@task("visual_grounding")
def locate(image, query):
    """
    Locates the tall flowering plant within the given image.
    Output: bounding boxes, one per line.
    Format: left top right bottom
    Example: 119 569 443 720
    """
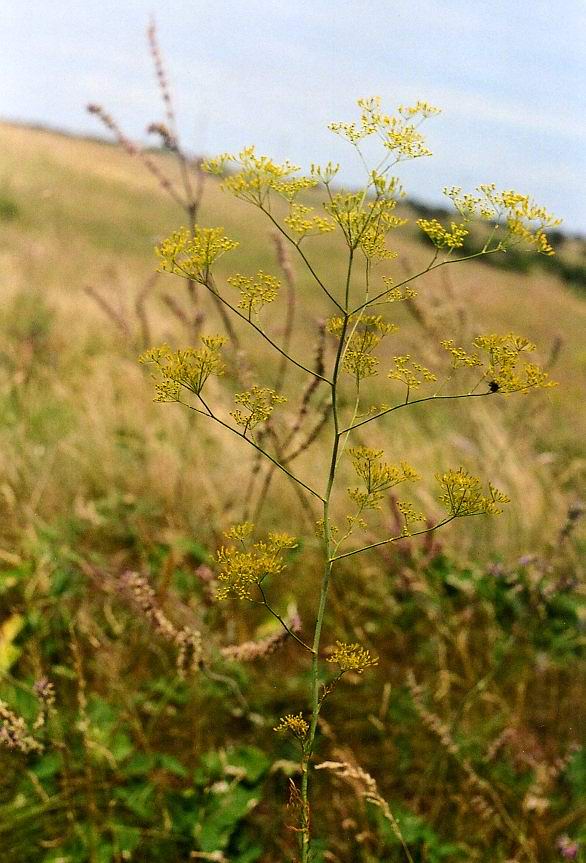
140 97 558 860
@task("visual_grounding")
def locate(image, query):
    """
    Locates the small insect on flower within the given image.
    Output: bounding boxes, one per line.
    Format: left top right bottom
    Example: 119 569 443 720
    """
489 380 500 393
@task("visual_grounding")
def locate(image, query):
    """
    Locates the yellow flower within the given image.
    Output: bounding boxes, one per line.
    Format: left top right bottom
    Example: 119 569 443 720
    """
227 270 280 319
444 184 561 255
156 225 238 283
327 641 378 674
274 713 309 738
328 315 398 380
230 386 287 434
436 468 510 517
203 146 316 205
216 525 297 600
388 355 437 389
139 337 226 400
348 447 419 510
417 218 469 250
329 96 439 160
284 203 335 238
440 334 556 392
324 192 406 258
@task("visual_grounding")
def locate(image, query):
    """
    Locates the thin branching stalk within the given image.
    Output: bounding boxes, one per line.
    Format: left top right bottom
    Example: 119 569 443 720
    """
139 95 560 861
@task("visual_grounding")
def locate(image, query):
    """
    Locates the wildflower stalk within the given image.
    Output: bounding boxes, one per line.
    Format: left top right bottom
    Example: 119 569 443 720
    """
140 96 559 861
300 265 352 862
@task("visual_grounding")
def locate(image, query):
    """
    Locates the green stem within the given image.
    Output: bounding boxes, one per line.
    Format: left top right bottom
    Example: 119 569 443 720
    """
342 390 493 433
300 258 353 862
179 270 331 384
257 583 315 654
350 247 503 316
332 516 456 561
263 211 345 313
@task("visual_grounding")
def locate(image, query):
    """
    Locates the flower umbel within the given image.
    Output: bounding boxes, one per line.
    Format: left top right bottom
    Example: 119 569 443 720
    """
156 225 238 283
327 641 379 674
440 333 556 393
216 525 297 600
388 355 437 391
348 447 420 510
230 386 287 434
329 96 440 160
417 218 469 250
436 468 510 517
140 337 226 400
203 146 317 205
227 270 280 319
328 315 398 380
274 712 309 739
284 203 335 239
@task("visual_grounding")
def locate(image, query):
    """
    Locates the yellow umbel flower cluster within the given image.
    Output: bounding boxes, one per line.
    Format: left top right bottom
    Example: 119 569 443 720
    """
203 146 317 206
436 468 510 517
396 500 425 534
348 447 420 510
474 333 555 393
327 641 379 674
273 713 309 739
388 355 437 390
379 276 417 304
329 96 440 160
417 218 469 250
156 225 238 283
139 337 226 401
230 385 287 434
328 315 398 380
324 191 405 260
227 270 281 319
216 524 297 600
284 203 335 238
441 334 556 392
310 161 340 185
444 184 561 255
440 339 483 368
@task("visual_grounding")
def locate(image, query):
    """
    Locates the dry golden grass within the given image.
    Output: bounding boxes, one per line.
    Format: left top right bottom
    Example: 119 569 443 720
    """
0 121 584 562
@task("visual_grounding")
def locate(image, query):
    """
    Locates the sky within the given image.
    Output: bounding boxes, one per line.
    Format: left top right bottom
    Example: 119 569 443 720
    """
1 0 585 231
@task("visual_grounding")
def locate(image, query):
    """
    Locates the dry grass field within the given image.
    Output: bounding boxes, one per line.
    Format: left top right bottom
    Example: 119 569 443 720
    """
0 121 584 862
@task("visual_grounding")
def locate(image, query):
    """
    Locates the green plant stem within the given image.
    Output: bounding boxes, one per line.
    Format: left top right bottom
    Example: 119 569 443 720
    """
342 389 494 433
300 257 353 862
332 516 456 561
263 211 345 313
189 270 331 384
350 247 503 315
256 583 315 654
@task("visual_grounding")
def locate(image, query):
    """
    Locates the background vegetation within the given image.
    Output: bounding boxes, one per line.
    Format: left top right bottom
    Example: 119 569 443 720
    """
0 119 584 861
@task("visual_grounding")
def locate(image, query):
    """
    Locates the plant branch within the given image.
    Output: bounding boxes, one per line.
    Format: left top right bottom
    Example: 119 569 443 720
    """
178 398 325 503
331 516 456 561
342 390 494 433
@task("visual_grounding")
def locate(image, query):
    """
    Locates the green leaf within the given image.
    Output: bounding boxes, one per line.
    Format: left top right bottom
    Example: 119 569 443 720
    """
226 746 270 785
115 783 155 820
197 785 260 852
158 753 189 778
110 822 141 855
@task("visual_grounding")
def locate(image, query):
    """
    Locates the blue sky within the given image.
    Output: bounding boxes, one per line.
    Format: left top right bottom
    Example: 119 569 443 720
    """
1 0 585 231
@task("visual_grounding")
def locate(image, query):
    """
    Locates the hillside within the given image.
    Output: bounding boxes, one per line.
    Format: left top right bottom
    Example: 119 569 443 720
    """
0 121 584 863
0 121 584 556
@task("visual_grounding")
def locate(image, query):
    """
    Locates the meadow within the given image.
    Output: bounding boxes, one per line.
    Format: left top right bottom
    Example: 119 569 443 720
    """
0 117 584 862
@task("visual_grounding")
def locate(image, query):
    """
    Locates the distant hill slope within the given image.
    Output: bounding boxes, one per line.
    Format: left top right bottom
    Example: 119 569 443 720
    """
0 120 584 556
